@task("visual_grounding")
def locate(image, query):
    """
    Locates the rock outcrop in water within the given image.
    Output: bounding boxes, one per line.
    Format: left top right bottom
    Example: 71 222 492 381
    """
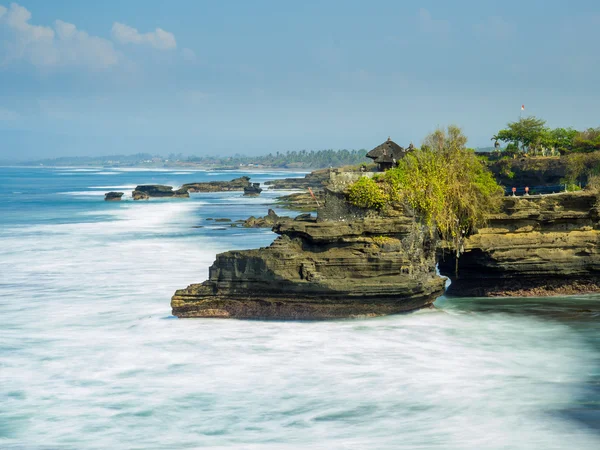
104 191 124 201
243 183 262 196
439 191 600 296
132 185 189 200
182 177 252 193
274 191 324 212
241 209 313 228
264 169 330 190
172 208 445 319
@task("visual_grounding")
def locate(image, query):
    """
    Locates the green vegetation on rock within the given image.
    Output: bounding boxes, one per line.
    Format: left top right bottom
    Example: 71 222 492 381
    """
347 176 388 210
387 126 503 245
348 126 504 273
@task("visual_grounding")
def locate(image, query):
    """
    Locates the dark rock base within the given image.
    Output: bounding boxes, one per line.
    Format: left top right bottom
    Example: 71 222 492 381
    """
446 276 600 297
171 293 442 320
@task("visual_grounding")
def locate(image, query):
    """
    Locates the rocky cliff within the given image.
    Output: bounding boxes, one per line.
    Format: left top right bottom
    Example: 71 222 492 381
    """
172 212 445 319
487 157 567 187
439 191 600 296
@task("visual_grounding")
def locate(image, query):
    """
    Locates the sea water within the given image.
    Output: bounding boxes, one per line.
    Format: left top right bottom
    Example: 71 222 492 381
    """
0 166 599 449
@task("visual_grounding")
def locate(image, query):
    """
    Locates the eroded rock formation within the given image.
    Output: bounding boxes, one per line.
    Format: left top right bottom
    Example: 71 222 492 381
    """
182 177 252 193
132 185 189 200
172 213 445 319
439 191 600 296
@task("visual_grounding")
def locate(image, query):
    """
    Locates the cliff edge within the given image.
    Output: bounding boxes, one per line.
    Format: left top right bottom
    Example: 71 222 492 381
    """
172 207 445 319
439 191 600 296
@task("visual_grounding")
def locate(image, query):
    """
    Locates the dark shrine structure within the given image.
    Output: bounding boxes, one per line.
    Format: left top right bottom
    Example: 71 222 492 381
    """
366 137 413 171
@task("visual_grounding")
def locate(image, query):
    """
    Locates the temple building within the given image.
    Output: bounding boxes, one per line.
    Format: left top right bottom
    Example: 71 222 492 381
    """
366 137 413 171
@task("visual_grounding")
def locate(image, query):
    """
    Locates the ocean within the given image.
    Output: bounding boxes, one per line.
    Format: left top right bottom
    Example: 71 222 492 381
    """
1 166 599 449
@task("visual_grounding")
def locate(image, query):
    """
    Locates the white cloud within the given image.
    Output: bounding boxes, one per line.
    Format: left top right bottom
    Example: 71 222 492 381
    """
0 3 119 70
111 22 176 50
474 17 516 40
418 8 450 34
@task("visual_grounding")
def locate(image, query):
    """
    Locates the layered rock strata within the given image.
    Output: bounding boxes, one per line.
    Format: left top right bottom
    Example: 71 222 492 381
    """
182 177 252 193
439 191 600 296
172 214 445 319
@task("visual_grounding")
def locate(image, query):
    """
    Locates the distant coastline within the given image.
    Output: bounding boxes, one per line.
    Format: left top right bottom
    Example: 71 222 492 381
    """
4 149 372 171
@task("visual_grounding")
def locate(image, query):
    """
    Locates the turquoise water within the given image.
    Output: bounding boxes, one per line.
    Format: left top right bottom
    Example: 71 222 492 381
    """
1 167 599 449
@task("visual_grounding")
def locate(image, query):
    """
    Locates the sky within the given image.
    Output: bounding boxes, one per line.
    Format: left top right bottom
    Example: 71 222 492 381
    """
0 0 599 160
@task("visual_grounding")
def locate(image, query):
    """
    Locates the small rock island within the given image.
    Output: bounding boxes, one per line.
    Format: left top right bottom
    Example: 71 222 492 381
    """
132 185 189 200
104 191 124 201
172 201 445 319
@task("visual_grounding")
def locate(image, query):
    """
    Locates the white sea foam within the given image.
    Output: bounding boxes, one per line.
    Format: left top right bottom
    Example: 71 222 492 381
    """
95 171 121 175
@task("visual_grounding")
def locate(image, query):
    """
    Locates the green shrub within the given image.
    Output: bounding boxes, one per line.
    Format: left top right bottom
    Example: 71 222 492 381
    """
347 176 388 210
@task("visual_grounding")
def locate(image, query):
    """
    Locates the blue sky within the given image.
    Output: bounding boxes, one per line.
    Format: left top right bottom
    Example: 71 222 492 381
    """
0 0 599 159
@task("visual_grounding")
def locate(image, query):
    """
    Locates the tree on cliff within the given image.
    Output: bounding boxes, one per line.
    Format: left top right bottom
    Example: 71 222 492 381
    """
356 126 504 275
493 116 548 152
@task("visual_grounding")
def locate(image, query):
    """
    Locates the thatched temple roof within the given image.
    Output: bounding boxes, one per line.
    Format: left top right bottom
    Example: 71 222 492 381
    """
366 138 408 164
